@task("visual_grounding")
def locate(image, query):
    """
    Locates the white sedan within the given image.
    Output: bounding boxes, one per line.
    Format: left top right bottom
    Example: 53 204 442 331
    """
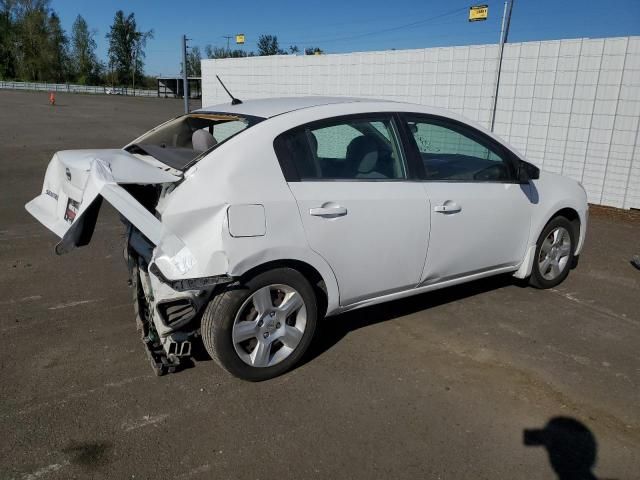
26 96 588 381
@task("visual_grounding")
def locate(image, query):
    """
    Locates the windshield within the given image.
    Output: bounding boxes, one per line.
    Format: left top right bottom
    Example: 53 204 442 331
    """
126 112 264 171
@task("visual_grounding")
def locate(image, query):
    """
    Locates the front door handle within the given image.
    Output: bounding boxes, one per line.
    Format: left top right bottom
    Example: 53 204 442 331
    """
434 202 461 214
309 205 348 218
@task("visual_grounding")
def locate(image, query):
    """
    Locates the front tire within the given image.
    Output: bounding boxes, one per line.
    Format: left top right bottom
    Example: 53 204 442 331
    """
530 216 576 289
201 268 317 381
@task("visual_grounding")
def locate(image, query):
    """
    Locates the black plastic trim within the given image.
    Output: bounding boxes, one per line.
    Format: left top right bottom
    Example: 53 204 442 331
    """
149 263 234 292
393 112 425 181
156 297 197 327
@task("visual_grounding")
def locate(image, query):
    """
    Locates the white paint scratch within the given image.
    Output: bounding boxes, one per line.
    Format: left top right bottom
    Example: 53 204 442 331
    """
0 295 42 306
549 289 635 324
21 295 42 302
21 461 69 479
177 464 212 478
11 375 150 418
104 375 148 388
48 299 97 310
122 413 169 432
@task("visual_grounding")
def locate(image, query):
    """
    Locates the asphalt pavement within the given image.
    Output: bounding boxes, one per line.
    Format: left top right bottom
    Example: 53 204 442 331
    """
1 90 639 479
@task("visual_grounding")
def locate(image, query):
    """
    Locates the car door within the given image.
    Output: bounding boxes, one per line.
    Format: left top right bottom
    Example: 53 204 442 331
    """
399 114 533 285
274 114 430 306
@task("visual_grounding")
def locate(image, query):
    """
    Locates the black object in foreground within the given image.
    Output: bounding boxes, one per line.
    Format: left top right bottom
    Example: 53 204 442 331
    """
631 255 640 270
524 417 599 480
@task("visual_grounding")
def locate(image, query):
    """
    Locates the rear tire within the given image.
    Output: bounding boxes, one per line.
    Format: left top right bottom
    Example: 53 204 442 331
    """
201 268 317 381
530 216 576 289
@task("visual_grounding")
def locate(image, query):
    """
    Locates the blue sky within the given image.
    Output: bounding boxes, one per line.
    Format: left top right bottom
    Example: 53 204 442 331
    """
51 0 640 77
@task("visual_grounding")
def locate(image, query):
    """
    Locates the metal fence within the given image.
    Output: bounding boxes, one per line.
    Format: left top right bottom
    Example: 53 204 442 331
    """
202 36 640 210
0 80 157 97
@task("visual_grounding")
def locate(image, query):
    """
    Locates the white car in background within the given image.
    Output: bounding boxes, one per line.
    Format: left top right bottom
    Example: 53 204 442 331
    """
26 96 588 381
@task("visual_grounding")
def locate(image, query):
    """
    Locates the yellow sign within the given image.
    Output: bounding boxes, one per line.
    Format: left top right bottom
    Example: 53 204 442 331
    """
236 34 245 45
469 5 488 22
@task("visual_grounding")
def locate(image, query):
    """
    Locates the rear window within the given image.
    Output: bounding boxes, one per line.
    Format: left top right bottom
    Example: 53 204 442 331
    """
126 112 264 171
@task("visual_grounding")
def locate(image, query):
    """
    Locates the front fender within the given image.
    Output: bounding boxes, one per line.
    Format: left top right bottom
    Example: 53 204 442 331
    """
513 173 588 279
530 174 588 254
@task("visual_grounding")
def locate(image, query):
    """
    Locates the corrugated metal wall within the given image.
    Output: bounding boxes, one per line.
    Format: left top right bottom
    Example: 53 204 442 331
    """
202 36 640 209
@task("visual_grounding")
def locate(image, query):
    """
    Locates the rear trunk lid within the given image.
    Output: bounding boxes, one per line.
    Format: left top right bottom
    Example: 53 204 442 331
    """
25 149 181 253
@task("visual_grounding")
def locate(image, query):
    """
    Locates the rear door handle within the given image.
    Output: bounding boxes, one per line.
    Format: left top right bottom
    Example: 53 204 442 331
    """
309 206 348 218
434 203 461 214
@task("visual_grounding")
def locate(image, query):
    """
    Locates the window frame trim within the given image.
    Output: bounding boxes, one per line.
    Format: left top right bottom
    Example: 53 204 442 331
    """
273 112 416 183
397 112 526 184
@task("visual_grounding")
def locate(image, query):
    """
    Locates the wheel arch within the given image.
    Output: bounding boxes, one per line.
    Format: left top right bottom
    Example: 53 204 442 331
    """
228 250 340 318
548 207 581 243
514 202 586 280
237 259 329 318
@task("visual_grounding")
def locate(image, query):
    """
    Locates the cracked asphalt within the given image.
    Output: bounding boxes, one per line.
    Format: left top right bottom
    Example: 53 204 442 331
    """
1 90 639 479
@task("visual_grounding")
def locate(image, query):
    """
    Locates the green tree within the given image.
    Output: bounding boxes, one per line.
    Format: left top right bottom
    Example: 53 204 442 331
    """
304 46 324 55
256 34 284 56
0 0 77 82
204 44 249 59
15 0 50 80
70 14 100 84
186 45 201 76
7 0 70 82
139 74 156 89
204 44 224 59
45 11 69 82
106 10 153 87
0 0 17 79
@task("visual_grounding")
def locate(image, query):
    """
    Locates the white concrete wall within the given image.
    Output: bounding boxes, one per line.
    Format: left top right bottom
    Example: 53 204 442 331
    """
202 36 640 209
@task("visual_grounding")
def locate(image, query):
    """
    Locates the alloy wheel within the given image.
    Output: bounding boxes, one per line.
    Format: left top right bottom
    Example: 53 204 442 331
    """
538 226 572 281
232 284 307 367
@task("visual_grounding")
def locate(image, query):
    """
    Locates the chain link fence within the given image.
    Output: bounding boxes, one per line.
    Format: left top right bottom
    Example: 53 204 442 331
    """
0 80 157 97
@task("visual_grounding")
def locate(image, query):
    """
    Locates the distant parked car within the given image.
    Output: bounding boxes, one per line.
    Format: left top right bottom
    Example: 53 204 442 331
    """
105 87 122 95
26 96 588 381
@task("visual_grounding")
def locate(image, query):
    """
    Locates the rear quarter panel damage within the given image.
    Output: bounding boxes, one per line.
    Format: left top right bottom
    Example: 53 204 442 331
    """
157 123 341 314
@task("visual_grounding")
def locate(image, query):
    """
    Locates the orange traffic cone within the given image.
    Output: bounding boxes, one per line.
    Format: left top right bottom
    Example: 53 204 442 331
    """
49 92 55 106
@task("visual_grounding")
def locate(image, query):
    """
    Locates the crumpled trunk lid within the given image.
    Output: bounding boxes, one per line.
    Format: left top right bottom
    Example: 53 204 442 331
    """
25 149 181 254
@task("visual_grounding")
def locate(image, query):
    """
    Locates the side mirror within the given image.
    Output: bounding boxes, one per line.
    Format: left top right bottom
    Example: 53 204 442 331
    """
519 161 540 182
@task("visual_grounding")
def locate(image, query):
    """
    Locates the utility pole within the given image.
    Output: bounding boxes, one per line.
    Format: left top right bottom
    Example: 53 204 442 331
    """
182 34 189 114
223 35 233 54
490 0 514 132
132 46 138 96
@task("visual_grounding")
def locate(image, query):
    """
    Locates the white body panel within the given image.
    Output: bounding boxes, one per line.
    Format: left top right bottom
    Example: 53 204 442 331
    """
289 182 429 305
421 182 532 284
512 171 589 279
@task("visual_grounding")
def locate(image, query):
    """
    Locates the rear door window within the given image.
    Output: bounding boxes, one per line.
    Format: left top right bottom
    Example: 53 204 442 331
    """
274 115 407 181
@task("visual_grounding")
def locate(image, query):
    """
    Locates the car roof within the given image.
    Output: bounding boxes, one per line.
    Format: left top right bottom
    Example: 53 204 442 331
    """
197 96 393 118
198 96 527 162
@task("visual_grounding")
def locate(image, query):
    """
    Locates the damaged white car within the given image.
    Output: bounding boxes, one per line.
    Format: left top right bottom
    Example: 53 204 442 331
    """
26 96 588 381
